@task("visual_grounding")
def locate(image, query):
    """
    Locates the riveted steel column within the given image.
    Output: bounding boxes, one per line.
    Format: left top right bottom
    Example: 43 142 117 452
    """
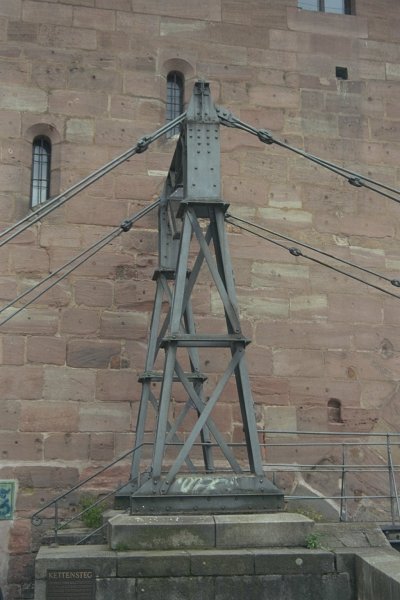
123 81 282 510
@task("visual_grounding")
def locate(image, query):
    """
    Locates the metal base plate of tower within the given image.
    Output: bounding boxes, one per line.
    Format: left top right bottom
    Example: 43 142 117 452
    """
116 81 283 513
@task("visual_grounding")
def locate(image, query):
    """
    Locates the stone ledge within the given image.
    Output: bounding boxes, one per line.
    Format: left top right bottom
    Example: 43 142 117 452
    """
314 523 391 549
355 548 400 600
35 545 339 579
215 513 314 549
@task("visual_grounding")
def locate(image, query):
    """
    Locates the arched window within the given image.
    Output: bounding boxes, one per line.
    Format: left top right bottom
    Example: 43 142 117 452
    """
30 135 51 208
328 399 342 424
166 71 184 137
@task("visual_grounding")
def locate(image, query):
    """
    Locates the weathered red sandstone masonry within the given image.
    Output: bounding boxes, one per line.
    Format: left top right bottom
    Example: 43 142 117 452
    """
1 1 400 597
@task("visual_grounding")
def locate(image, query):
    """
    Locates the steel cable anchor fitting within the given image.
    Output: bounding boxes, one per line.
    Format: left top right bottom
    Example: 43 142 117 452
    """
215 106 237 128
257 129 274 145
136 136 151 153
120 219 133 232
348 177 363 188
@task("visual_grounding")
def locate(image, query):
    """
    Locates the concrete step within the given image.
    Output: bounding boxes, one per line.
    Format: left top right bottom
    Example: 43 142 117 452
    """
42 527 106 546
40 510 124 547
109 512 314 551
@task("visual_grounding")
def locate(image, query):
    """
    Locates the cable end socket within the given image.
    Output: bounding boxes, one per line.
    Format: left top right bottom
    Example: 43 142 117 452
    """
289 247 302 257
348 177 363 188
136 136 151 154
258 129 274 145
120 219 133 232
391 279 400 288
216 106 236 128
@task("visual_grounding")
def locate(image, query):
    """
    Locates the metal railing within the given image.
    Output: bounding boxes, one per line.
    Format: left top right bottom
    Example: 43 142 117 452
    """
260 430 400 525
31 443 145 545
31 430 400 546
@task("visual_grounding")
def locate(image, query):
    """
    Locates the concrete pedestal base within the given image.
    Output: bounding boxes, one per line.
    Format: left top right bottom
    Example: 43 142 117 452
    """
34 518 400 600
35 544 351 600
35 513 338 600
109 512 314 551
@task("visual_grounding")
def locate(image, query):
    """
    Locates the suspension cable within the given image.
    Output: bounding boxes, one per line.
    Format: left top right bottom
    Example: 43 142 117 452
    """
217 108 400 204
0 113 185 247
225 216 400 302
226 213 400 289
0 199 160 327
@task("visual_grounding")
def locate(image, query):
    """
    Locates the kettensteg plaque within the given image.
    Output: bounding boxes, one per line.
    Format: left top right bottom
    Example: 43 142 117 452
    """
46 570 95 600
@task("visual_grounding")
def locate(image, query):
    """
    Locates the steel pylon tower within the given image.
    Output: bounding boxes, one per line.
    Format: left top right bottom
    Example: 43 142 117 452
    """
118 81 282 512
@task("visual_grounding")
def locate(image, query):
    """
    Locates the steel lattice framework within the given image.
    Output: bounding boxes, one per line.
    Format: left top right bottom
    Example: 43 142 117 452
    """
117 81 283 512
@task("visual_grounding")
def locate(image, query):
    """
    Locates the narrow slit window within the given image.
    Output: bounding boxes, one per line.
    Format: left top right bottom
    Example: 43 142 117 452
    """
298 0 319 10
30 136 51 208
166 71 184 137
298 0 353 14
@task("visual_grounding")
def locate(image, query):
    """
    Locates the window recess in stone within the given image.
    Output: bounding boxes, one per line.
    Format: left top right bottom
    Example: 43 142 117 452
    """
30 135 51 208
336 66 348 80
328 399 343 424
298 0 353 14
166 71 184 138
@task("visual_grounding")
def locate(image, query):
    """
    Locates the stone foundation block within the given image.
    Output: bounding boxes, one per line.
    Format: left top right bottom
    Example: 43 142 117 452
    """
215 513 314 548
96 577 137 600
215 575 282 600
117 550 190 577
136 576 214 600
190 549 254 576
109 514 215 551
254 548 335 575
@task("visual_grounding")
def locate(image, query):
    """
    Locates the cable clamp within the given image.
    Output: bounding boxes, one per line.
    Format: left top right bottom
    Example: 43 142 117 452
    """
136 136 151 153
216 106 237 128
120 219 133 232
391 279 400 288
258 129 274 145
348 177 363 188
289 247 302 257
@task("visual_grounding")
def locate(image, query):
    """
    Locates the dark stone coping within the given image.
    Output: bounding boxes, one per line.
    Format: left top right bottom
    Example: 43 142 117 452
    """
36 545 339 580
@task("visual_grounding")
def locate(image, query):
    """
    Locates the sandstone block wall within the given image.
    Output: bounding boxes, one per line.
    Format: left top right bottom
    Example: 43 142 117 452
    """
0 0 400 597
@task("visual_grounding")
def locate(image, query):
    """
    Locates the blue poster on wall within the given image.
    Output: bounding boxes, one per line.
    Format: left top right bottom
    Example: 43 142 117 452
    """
0 481 15 520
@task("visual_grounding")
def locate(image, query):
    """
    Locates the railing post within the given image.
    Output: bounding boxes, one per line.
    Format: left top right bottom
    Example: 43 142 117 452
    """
339 443 347 522
54 500 59 546
394 437 400 523
387 433 400 524
387 433 395 525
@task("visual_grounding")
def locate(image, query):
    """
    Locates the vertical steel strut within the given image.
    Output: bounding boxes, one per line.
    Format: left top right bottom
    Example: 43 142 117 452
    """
118 82 283 512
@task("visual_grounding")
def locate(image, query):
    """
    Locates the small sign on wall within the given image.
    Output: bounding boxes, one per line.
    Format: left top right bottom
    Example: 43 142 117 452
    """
46 570 95 600
0 481 15 520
